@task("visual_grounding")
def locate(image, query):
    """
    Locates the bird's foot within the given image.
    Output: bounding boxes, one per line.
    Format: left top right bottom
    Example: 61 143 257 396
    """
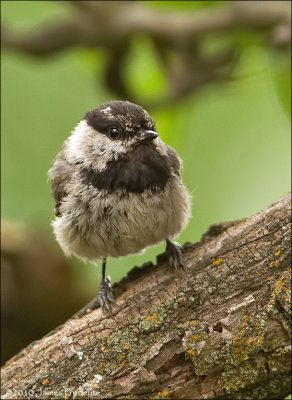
165 239 184 269
99 276 114 315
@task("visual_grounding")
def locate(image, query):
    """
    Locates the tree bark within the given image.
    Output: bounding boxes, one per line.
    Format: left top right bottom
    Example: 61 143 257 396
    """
1 193 291 400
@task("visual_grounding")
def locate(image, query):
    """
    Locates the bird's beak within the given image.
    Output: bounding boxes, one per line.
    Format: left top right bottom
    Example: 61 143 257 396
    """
137 130 159 142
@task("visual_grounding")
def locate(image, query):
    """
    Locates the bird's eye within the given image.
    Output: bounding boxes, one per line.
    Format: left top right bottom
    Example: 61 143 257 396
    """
109 127 120 140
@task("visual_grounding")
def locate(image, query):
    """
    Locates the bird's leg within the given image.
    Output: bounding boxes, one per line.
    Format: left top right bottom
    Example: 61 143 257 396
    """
98 257 114 314
165 239 184 269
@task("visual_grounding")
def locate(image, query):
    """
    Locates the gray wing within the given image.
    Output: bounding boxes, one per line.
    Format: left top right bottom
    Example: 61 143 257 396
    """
166 145 182 177
48 149 73 217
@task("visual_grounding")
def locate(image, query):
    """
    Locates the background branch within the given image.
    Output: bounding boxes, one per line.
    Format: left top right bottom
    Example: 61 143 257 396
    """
1 193 291 399
1 1 290 109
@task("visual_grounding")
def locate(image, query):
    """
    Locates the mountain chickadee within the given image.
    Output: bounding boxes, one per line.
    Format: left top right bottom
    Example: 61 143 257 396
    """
48 101 191 312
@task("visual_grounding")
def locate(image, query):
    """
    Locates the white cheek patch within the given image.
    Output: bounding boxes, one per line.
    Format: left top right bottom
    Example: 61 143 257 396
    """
90 135 126 172
66 120 128 172
66 120 91 163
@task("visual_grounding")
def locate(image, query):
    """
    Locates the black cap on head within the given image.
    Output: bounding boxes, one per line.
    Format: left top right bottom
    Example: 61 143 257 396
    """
84 101 155 138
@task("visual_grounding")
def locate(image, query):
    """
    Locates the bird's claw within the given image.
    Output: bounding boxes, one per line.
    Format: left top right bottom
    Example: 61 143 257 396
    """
165 240 184 269
99 276 114 315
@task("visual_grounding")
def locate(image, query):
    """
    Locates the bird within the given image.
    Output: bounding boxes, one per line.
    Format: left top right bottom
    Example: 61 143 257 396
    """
48 100 191 313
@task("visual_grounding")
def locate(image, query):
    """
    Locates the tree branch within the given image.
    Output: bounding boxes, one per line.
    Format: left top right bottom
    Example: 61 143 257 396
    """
1 1 290 109
1 193 291 399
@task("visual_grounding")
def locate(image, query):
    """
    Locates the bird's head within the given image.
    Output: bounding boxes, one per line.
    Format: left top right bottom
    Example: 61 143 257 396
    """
66 101 159 171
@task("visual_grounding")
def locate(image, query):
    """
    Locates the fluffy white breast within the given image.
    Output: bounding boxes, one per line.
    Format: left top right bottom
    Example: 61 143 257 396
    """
52 178 191 261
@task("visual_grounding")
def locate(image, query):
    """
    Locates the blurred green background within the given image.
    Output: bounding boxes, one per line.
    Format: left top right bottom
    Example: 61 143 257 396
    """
1 0 291 292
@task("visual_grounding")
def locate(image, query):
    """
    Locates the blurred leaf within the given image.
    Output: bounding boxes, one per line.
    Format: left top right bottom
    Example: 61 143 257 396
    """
125 36 168 101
